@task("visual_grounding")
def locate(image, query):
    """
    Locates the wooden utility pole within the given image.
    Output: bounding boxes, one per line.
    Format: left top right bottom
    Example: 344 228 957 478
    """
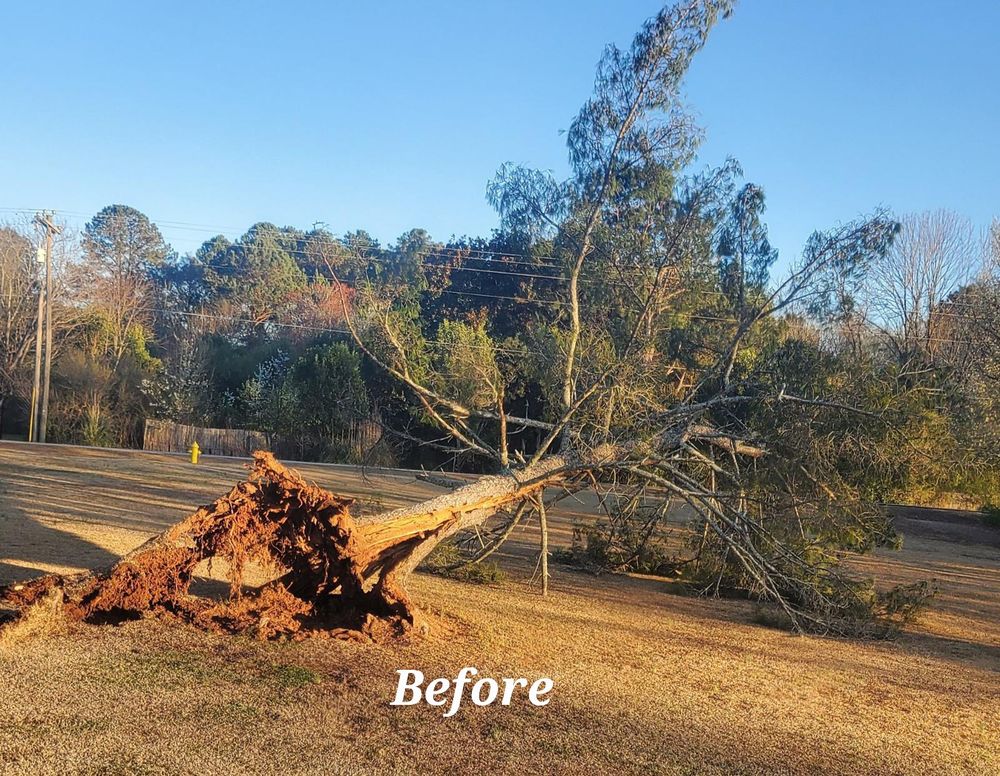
27 234 46 442
32 211 61 443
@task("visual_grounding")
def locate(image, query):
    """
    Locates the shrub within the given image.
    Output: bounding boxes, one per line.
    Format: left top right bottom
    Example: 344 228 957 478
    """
685 528 938 637
423 543 507 585
553 520 676 576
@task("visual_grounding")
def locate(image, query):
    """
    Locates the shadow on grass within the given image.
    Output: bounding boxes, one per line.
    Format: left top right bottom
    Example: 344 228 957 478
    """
0 498 119 585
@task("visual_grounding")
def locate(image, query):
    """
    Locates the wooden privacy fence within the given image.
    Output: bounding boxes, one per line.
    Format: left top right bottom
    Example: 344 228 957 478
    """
143 419 268 458
143 417 384 461
329 417 383 461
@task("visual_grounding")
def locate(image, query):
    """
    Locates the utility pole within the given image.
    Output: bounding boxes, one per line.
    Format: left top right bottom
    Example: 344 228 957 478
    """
28 230 46 442
32 211 61 443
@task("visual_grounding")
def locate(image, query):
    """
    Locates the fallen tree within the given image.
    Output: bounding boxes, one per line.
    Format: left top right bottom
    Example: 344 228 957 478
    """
316 0 931 636
0 451 580 641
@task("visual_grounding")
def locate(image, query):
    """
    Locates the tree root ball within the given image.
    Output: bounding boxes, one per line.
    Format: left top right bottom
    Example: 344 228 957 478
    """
0 452 430 643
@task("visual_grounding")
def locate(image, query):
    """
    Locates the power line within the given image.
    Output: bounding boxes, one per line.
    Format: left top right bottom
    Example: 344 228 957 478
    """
144 307 536 356
0 205 741 287
162 300 1000 348
0 207 573 266
163 240 738 300
2 207 721 296
5 206 996 329
150 238 735 300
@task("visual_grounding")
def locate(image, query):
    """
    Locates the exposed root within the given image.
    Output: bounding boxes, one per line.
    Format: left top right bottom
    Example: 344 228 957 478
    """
0 452 436 642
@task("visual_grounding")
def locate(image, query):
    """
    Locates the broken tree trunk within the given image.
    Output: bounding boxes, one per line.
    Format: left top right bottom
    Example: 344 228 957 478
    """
0 451 573 642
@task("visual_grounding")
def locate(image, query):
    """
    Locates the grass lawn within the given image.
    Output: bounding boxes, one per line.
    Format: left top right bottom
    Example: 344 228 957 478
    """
0 443 997 775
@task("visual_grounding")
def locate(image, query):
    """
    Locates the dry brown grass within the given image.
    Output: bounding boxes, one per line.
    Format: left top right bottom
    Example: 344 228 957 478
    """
0 442 997 775
0 588 67 648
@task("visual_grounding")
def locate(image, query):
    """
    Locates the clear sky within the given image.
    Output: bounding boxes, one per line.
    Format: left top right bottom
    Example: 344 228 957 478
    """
2 1 997 264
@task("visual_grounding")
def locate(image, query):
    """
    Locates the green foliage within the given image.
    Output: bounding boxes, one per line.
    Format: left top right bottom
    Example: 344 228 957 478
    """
195 223 308 328
50 337 152 448
287 342 370 461
241 351 299 440
82 204 171 273
269 663 321 689
553 516 676 577
716 182 776 310
431 320 503 411
423 543 508 585
201 336 285 415
178 339 374 463
41 205 172 447
142 338 208 424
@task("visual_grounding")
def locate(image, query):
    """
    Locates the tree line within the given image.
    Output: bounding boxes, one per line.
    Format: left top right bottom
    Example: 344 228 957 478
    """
1 202 996 505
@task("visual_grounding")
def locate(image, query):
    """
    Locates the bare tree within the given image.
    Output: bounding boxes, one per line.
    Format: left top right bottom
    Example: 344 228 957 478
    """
0 222 38 430
989 218 1000 275
0 219 77 434
862 210 979 359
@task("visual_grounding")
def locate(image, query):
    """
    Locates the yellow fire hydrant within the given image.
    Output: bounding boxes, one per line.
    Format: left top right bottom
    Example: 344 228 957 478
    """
189 441 201 464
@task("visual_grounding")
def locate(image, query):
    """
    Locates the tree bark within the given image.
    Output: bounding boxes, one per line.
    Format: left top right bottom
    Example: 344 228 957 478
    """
360 452 574 578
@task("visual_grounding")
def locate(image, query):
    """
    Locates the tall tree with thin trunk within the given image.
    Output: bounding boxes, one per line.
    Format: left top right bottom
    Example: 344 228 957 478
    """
80 205 171 362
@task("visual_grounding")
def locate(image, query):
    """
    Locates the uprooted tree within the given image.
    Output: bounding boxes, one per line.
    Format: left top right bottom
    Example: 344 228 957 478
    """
1 0 935 641
2 451 572 640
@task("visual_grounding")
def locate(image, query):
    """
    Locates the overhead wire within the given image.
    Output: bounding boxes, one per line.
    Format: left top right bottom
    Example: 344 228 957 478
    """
5 206 998 346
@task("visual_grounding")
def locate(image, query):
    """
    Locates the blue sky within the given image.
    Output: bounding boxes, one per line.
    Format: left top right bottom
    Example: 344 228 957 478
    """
1 1 997 264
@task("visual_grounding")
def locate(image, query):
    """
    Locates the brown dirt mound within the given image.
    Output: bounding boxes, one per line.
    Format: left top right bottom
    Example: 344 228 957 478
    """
0 452 421 642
